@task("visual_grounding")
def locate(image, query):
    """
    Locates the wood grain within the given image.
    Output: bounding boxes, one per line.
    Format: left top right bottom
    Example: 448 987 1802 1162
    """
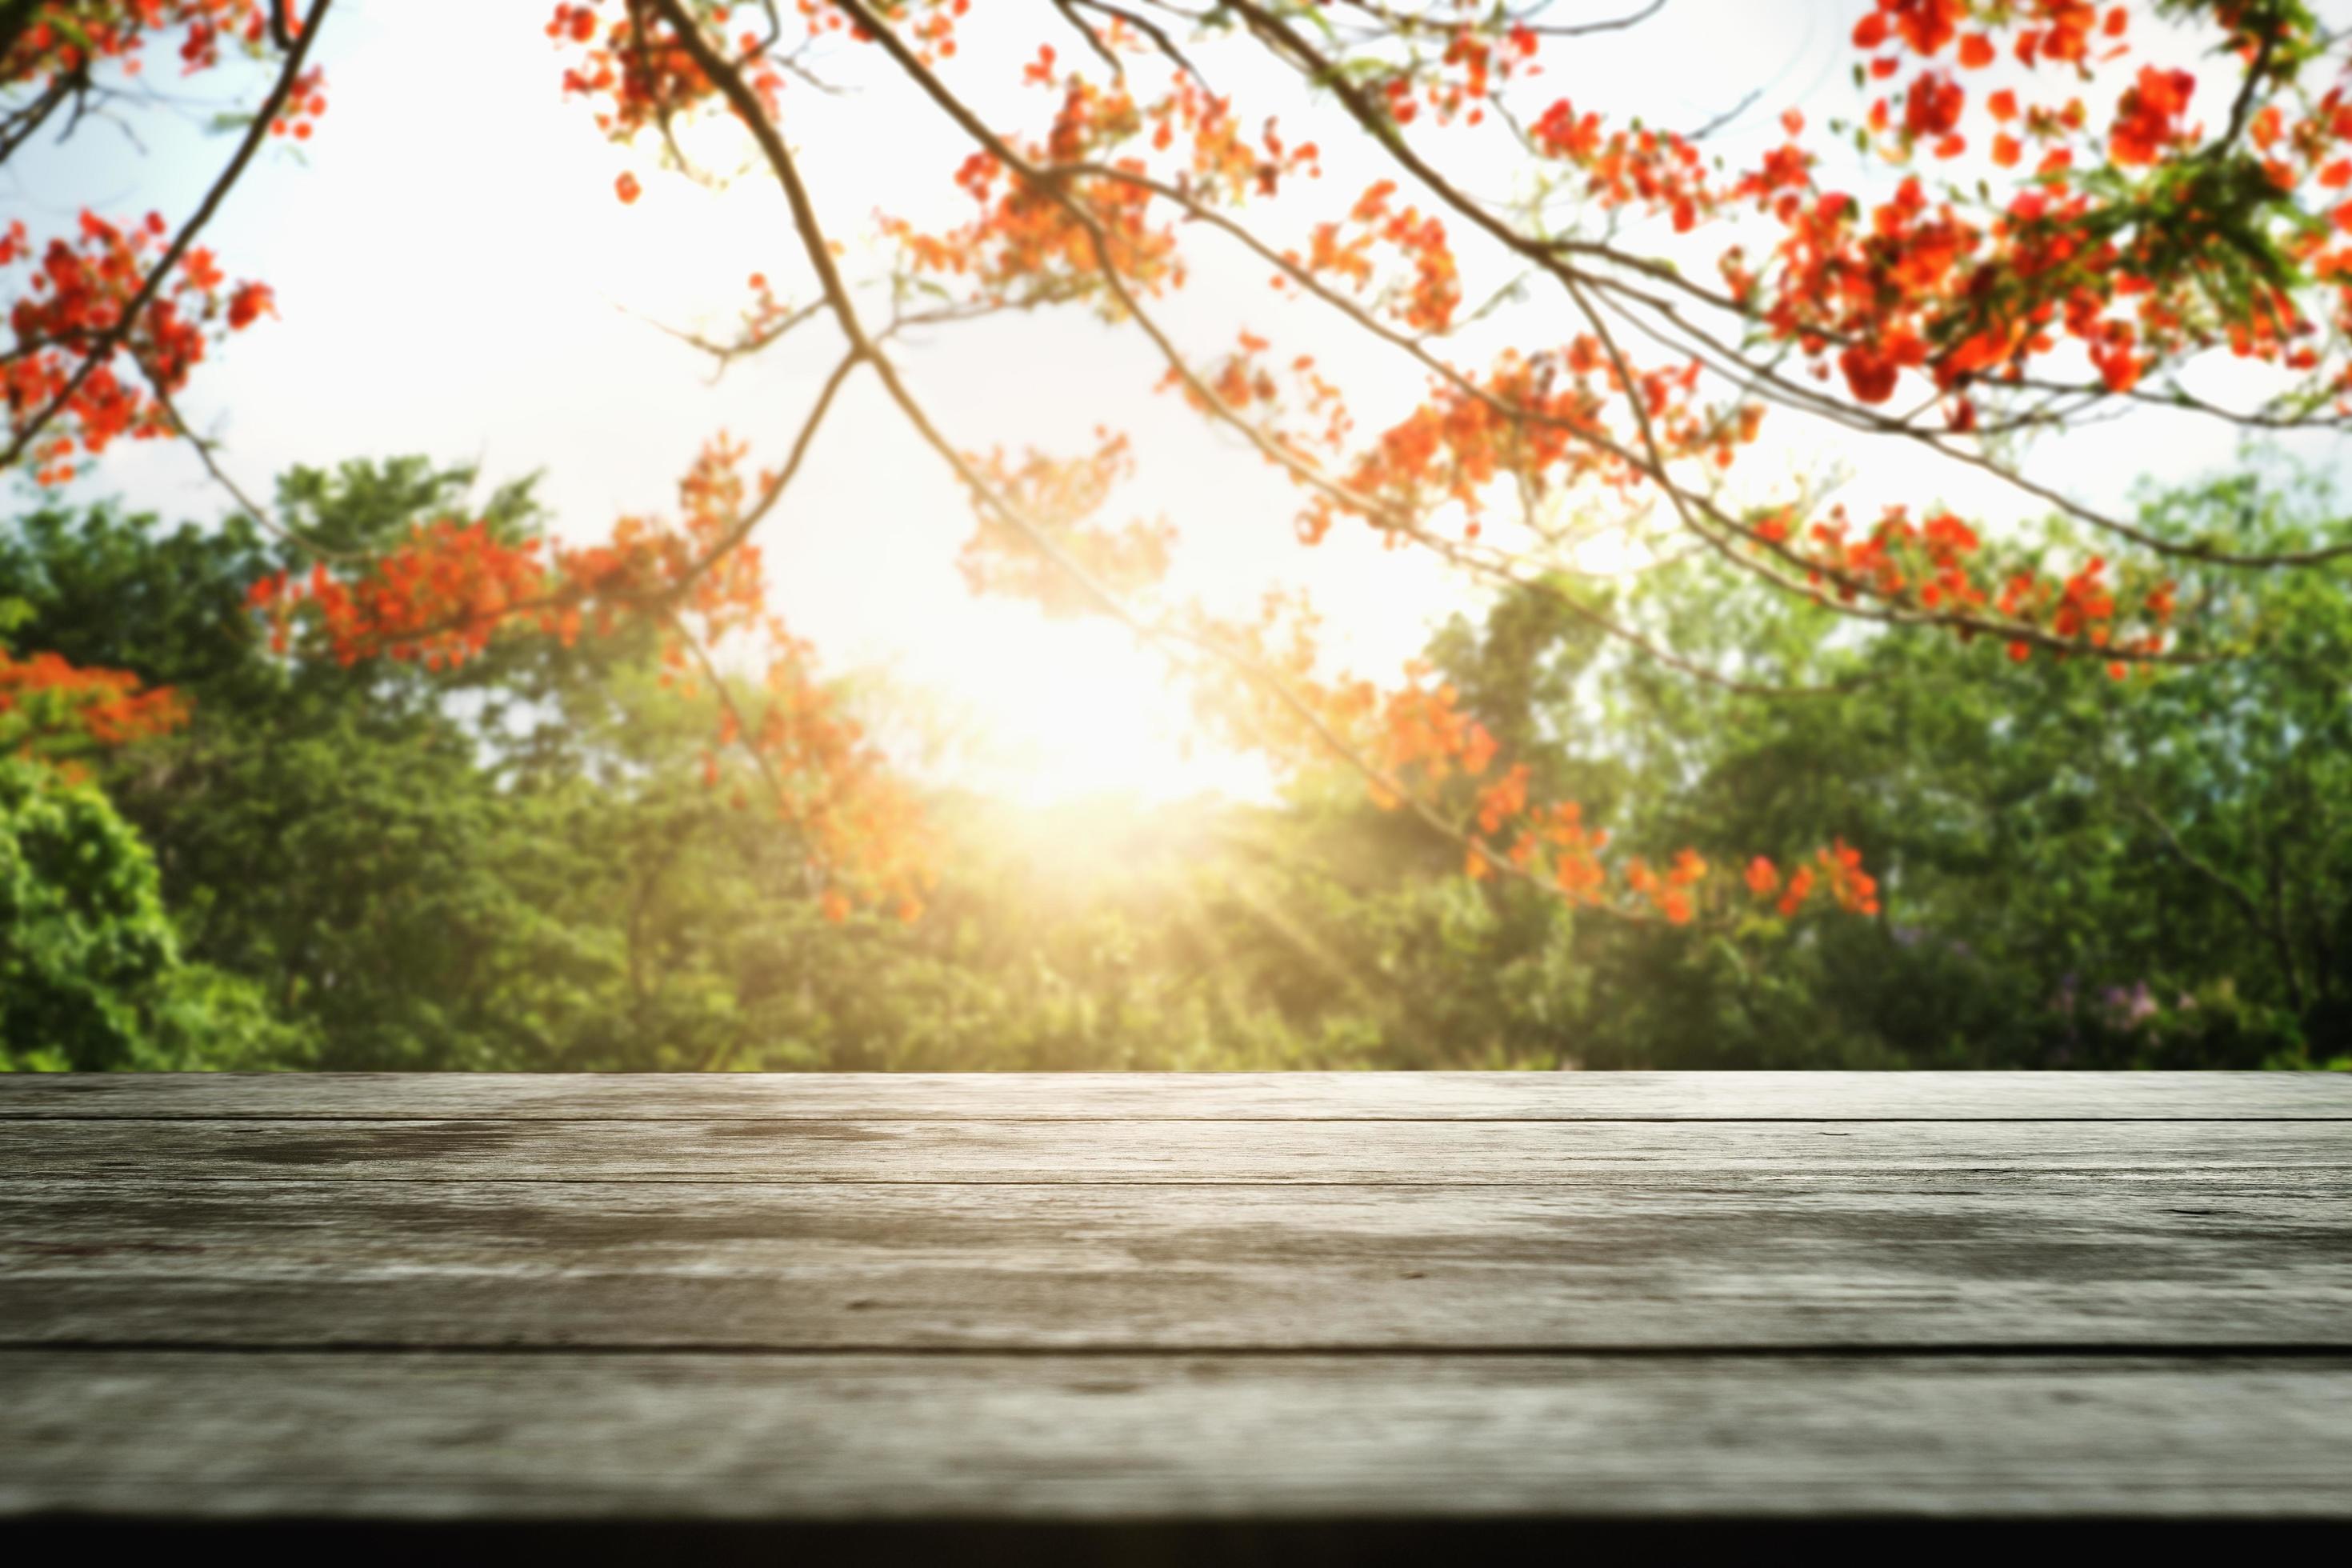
5 1115 2346 1184
4 1351 2348 1521
6 1070 2349 1122
6 1072 2347 1529
4 1178 2347 1350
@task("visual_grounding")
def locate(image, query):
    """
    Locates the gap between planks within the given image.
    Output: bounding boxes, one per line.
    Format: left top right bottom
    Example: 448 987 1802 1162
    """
10 1339 2352 1359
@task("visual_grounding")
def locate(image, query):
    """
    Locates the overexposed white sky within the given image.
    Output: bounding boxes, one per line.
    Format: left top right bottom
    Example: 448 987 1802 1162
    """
7 1 2340 801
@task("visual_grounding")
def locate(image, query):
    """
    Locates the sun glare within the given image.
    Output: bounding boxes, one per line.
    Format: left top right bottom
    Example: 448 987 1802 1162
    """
873 606 1276 807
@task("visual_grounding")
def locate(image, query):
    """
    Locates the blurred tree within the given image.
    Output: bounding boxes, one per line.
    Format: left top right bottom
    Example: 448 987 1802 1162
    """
9 456 2344 1072
16 2 2352 938
1398 457 2352 1068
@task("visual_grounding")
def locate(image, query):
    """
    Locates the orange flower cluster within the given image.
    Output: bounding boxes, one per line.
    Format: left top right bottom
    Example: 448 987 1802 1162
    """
1142 67 1320 205
1186 594 1875 927
883 138 1186 313
0 646 189 756
248 438 935 918
2108 65 2199 166
263 63 329 142
954 432 1177 618
1290 180 1461 333
879 20 1331 310
549 1 975 177
2 211 274 485
0 1 278 88
1368 13 1542 130
246 526 550 670
1727 0 2352 413
1854 0 2121 74
1534 101 1719 235
1742 842 1882 920
548 1 754 145
1289 342 1746 548
2 7 312 474
1162 316 1759 556
244 435 782 669
1754 502 2174 671
715 624 938 926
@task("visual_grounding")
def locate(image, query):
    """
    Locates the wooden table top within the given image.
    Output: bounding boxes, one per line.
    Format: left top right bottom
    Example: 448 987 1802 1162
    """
4 1072 2350 1549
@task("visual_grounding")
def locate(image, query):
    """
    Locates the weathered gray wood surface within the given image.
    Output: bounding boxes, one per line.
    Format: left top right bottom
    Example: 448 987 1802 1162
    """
8 1069 2349 1120
7 1115 2346 1182
2 1072 2349 1527
7 1354 2350 1520
6 1180 2348 1349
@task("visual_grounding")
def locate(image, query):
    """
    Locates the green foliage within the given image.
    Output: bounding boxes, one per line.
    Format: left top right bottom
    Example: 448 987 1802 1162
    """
4 452 2345 1072
1514 458 2352 1069
0 756 299 1070
0 757 178 1068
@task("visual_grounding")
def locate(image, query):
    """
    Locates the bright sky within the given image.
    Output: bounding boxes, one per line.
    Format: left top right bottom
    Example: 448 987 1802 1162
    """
7 1 2341 803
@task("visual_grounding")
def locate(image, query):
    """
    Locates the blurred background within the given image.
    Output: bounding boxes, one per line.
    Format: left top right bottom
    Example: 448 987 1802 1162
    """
7 450 2347 1072
6 2 2349 1072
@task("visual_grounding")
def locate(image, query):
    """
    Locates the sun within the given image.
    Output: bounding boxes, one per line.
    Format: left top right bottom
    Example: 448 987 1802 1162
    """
876 602 1276 808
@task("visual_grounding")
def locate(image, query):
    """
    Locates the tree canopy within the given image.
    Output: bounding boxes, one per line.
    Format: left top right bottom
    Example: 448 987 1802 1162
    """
4 2 2351 1069
3 455 2345 1071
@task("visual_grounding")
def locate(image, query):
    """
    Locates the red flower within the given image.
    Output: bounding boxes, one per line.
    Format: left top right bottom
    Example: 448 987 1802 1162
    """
226 281 274 330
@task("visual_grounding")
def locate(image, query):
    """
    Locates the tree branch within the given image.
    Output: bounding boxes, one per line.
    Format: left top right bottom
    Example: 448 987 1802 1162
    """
0 0 332 471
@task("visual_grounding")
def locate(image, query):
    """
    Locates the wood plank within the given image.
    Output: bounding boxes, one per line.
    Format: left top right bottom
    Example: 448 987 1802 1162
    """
5 1179 2349 1350
5 1071 2348 1122
2 1115 2344 1184
3 1351 2347 1520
